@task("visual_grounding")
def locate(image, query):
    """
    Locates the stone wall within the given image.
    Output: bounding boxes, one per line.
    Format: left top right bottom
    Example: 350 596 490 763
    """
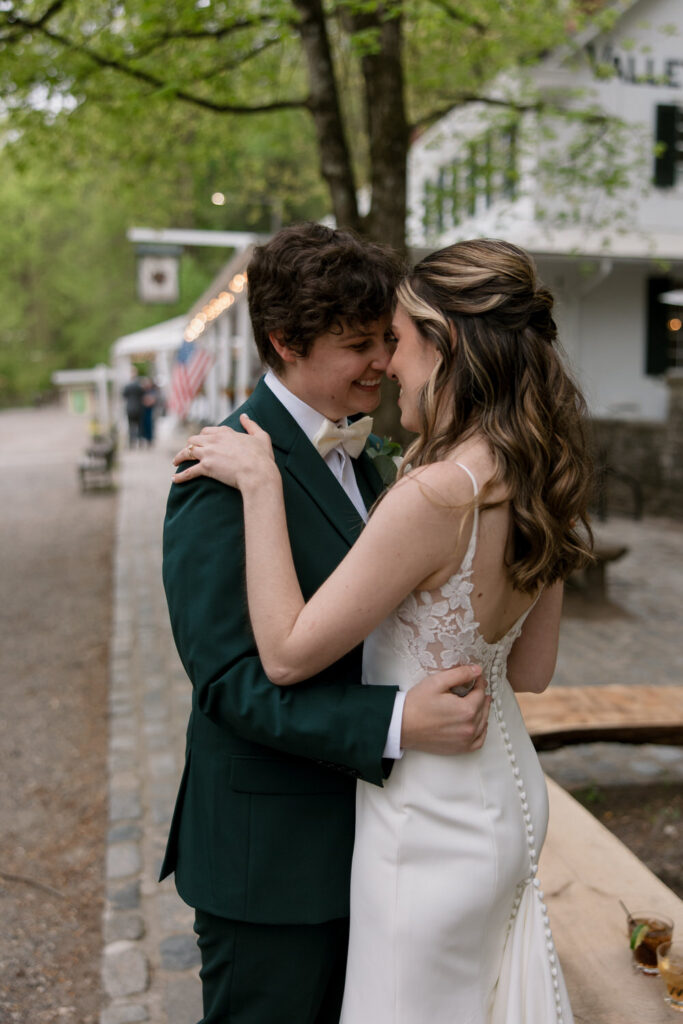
588 418 666 519
588 370 683 519
663 370 683 516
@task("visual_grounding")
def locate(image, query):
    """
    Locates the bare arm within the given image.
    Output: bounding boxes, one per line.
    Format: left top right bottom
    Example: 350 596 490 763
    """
173 418 491 756
173 415 473 686
506 581 563 693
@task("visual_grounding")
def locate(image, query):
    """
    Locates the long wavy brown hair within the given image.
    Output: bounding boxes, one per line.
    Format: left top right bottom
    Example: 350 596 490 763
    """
395 239 593 592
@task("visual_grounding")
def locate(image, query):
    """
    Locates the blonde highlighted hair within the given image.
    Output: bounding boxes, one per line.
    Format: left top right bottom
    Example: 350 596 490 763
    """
395 239 593 592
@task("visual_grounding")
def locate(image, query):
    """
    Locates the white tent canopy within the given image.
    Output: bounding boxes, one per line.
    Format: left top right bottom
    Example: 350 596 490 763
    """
112 315 186 395
112 315 185 360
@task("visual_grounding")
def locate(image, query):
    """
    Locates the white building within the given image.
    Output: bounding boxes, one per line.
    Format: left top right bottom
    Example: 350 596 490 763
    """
178 247 260 425
109 256 259 431
52 365 118 431
408 0 683 431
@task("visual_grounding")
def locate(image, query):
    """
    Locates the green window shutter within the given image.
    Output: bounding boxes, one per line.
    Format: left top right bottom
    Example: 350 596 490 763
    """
654 104 678 188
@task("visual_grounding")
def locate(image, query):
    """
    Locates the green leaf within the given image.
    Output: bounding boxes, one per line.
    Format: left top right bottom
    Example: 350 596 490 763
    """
630 923 650 950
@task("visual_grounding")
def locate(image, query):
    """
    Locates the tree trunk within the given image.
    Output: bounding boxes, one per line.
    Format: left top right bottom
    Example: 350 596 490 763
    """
352 4 409 439
355 5 409 256
293 0 361 234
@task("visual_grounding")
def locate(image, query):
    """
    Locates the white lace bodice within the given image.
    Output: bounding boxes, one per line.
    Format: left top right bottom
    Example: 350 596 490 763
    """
385 463 532 686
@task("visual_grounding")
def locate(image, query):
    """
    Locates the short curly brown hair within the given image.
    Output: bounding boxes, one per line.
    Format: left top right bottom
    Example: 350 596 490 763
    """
247 222 403 372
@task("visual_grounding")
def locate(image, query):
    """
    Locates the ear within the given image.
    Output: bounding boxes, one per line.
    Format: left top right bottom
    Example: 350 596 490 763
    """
268 330 298 365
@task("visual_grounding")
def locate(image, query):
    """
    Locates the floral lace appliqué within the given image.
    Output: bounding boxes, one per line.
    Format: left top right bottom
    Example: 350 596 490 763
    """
391 558 486 675
387 467 530 682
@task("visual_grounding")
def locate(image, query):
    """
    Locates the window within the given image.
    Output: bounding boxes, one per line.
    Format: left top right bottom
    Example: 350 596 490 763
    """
466 142 478 216
502 124 518 200
420 120 519 235
423 165 460 234
448 161 461 226
422 180 441 235
646 276 683 374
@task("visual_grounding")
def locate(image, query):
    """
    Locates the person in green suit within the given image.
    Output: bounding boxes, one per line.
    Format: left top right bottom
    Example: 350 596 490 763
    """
161 223 489 1024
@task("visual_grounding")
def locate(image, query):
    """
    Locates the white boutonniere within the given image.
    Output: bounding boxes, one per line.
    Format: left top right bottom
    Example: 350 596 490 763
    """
365 436 403 486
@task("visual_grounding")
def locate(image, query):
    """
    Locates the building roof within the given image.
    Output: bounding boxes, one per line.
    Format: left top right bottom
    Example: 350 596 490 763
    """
112 316 186 357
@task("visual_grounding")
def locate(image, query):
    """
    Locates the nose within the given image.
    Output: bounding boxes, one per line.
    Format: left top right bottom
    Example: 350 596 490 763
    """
386 351 398 382
369 337 392 372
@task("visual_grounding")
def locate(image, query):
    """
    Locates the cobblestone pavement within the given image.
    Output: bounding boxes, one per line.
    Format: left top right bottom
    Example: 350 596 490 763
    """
540 514 683 788
102 431 202 1024
553 515 683 689
101 432 683 1024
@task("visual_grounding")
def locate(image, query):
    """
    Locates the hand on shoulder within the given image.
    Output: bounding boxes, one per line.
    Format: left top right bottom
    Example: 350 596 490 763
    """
171 414 279 492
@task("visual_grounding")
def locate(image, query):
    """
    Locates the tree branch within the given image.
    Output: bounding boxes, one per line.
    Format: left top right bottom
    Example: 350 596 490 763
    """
424 0 486 34
411 95 622 133
189 37 282 84
124 15 299 61
0 0 69 42
0 869 68 902
0 15 308 115
411 96 540 132
10 0 70 29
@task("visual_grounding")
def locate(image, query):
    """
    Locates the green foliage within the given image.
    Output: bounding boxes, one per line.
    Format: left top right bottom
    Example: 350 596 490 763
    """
404 0 575 125
0 90 326 404
0 0 637 403
0 13 327 403
0 147 207 403
0 0 586 197
575 785 604 806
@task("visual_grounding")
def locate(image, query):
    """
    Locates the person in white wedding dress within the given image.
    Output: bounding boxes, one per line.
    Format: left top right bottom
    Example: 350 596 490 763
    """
172 239 593 1024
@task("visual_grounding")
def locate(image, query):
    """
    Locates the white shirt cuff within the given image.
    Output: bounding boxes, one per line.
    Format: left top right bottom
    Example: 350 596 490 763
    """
382 691 406 760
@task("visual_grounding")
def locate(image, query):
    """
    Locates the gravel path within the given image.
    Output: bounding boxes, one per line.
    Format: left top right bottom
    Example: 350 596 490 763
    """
0 406 116 1024
1 403 681 1023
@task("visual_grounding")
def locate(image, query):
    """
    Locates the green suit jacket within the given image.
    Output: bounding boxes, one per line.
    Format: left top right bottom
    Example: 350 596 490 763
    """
160 378 397 924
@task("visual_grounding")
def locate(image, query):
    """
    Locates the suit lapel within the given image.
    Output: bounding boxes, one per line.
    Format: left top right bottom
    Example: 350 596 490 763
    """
245 379 366 548
353 451 384 511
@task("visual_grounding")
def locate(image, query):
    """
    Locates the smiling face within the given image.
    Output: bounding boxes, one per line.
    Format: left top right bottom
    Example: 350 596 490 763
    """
387 304 440 433
275 317 394 420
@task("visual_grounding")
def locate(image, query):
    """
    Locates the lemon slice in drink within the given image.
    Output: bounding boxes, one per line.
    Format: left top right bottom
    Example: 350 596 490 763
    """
630 923 650 950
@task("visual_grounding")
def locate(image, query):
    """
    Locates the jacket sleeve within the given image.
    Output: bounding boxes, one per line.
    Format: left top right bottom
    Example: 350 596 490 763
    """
162 471 397 787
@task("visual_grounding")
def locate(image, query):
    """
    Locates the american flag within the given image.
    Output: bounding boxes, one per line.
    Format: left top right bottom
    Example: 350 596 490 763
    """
168 339 214 419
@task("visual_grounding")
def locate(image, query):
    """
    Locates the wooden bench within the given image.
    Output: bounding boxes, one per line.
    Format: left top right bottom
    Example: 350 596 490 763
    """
78 437 117 492
569 540 629 602
541 778 683 1023
517 684 683 751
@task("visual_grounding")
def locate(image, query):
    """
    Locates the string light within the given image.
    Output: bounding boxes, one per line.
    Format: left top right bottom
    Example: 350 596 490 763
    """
183 281 243 342
229 273 247 293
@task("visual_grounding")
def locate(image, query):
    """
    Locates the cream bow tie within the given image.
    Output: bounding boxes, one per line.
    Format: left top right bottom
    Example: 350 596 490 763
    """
311 416 373 459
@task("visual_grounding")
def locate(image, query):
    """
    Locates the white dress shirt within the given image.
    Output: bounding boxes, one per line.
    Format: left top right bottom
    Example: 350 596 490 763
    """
263 370 405 759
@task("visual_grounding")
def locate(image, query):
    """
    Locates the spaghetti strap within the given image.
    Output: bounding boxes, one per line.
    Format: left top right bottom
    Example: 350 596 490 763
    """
453 462 479 572
453 461 479 497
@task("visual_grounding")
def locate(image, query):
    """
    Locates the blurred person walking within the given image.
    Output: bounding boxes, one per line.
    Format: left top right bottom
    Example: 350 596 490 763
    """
122 367 144 448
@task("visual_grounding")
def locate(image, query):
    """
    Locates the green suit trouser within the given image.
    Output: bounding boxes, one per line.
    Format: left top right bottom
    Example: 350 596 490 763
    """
194 909 350 1023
